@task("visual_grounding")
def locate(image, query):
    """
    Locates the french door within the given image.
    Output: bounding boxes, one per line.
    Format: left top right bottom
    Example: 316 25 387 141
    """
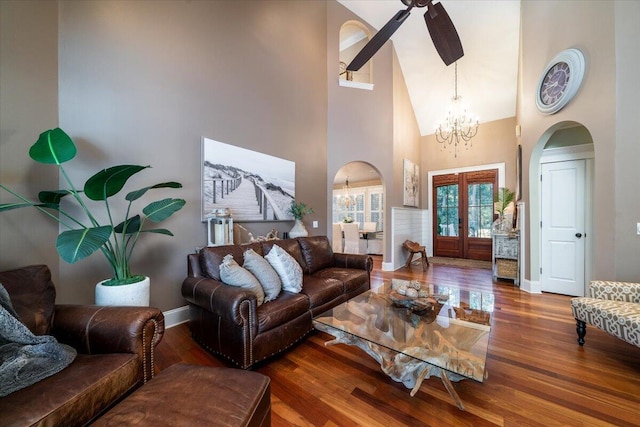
433 170 497 260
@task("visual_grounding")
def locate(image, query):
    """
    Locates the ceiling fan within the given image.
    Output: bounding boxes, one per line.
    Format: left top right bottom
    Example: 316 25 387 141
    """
346 0 464 72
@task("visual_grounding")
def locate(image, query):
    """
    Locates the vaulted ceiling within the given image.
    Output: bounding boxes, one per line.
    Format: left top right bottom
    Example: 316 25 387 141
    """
337 0 521 137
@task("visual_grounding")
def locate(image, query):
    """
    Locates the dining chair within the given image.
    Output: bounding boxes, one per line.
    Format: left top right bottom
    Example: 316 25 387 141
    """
363 222 377 232
331 223 343 253
342 223 361 254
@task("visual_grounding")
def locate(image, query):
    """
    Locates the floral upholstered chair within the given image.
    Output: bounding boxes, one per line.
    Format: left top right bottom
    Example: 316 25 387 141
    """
570 281 640 348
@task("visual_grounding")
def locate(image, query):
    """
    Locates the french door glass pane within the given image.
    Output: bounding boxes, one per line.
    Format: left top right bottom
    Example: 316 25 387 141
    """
436 185 459 236
468 183 493 238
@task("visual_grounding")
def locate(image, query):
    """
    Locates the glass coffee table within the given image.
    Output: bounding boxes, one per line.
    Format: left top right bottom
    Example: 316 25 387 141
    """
313 279 494 410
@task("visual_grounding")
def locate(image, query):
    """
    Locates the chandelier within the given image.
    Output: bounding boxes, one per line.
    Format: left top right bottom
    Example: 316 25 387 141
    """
341 177 353 209
435 62 479 157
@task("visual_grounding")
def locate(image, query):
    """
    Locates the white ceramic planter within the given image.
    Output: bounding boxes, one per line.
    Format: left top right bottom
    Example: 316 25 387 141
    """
95 276 150 307
288 219 309 238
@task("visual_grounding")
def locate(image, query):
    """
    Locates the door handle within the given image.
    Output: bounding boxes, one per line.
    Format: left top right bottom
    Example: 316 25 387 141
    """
575 233 583 238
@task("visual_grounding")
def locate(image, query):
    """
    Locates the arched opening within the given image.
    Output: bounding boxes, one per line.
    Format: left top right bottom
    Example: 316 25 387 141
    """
528 121 594 296
331 161 384 257
339 21 372 84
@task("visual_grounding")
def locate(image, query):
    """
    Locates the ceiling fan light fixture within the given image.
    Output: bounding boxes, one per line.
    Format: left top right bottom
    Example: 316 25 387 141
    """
346 0 462 72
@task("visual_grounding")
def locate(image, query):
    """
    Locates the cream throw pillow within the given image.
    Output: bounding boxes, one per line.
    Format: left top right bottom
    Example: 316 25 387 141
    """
243 249 282 302
264 244 303 293
219 254 265 306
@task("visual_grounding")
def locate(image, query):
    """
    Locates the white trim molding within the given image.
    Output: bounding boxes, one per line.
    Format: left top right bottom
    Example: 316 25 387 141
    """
520 278 541 294
338 80 374 91
163 305 190 329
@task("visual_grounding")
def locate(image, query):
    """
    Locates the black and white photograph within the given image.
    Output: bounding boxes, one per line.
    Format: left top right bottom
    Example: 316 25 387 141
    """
201 137 296 221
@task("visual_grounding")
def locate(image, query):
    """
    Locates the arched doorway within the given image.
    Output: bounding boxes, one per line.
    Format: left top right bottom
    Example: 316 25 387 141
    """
529 122 594 296
332 162 384 257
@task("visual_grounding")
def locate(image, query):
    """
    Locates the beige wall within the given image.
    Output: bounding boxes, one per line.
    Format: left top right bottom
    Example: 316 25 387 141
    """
0 1 60 282
327 2 423 263
421 117 518 199
327 2 394 261
51 0 328 309
518 0 640 283
614 1 640 281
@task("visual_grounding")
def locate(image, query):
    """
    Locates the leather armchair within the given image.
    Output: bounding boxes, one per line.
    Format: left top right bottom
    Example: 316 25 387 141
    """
0 265 165 427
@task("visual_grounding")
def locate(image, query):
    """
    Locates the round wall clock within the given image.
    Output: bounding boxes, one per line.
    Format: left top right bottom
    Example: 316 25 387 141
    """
535 48 586 115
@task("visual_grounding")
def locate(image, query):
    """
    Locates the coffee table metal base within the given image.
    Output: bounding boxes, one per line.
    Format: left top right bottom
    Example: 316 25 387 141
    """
316 324 469 410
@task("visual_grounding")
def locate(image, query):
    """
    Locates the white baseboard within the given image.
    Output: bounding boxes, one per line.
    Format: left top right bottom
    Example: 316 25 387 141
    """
381 261 395 271
163 305 190 328
521 278 542 294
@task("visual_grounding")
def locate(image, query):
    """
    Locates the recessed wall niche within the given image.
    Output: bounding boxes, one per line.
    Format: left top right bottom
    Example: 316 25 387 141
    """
339 21 372 85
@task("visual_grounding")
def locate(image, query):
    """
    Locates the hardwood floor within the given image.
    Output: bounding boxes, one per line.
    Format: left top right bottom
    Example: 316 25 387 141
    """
155 258 640 426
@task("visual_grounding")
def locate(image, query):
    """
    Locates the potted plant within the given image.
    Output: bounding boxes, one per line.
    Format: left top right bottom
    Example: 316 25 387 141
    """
494 187 515 232
287 200 313 238
0 128 186 306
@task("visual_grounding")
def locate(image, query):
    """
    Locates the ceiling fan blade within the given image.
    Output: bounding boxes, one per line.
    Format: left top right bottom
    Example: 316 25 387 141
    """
424 1 464 66
346 9 411 72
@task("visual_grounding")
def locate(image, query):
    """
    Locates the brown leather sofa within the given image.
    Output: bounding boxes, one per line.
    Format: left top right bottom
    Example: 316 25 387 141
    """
182 235 373 369
0 265 165 427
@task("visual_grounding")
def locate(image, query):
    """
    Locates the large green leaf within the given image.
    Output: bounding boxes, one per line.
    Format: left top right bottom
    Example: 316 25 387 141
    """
0 202 59 212
56 226 112 263
0 202 34 212
114 215 142 234
29 128 77 165
84 165 148 201
140 228 174 236
142 198 186 222
38 190 73 204
125 182 183 202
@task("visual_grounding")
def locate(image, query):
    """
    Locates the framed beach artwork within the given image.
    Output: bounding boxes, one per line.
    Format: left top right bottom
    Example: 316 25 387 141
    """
403 159 419 207
201 137 296 222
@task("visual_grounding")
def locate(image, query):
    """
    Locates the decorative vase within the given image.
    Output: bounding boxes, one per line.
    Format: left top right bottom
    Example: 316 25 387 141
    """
95 276 150 306
289 219 309 238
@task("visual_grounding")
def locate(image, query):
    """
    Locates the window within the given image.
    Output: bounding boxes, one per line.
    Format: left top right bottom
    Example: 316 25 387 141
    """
370 190 384 231
467 183 494 238
332 185 383 230
436 185 459 237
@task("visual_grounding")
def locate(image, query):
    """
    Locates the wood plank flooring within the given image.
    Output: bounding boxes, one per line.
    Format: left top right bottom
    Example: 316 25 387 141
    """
155 257 640 426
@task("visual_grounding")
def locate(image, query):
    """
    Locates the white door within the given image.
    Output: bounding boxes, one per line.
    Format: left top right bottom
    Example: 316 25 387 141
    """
541 160 586 296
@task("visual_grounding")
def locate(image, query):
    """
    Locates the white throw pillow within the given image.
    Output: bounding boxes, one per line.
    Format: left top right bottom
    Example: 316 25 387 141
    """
264 244 303 293
243 249 282 302
219 254 265 306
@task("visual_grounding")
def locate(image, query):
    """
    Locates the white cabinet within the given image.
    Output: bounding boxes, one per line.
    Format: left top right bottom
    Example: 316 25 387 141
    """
492 232 519 285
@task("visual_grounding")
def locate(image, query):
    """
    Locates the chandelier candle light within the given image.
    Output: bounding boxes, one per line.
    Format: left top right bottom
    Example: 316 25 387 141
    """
435 62 479 157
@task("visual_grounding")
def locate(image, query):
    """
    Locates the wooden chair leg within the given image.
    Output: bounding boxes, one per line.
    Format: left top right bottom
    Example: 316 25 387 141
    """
405 252 414 269
420 250 428 271
576 319 586 346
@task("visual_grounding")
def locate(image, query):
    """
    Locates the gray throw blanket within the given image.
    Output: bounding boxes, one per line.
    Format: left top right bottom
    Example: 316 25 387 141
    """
0 283 76 397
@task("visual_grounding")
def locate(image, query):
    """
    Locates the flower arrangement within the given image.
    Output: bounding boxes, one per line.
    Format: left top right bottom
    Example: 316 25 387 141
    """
287 200 313 220
0 128 186 286
343 216 354 223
